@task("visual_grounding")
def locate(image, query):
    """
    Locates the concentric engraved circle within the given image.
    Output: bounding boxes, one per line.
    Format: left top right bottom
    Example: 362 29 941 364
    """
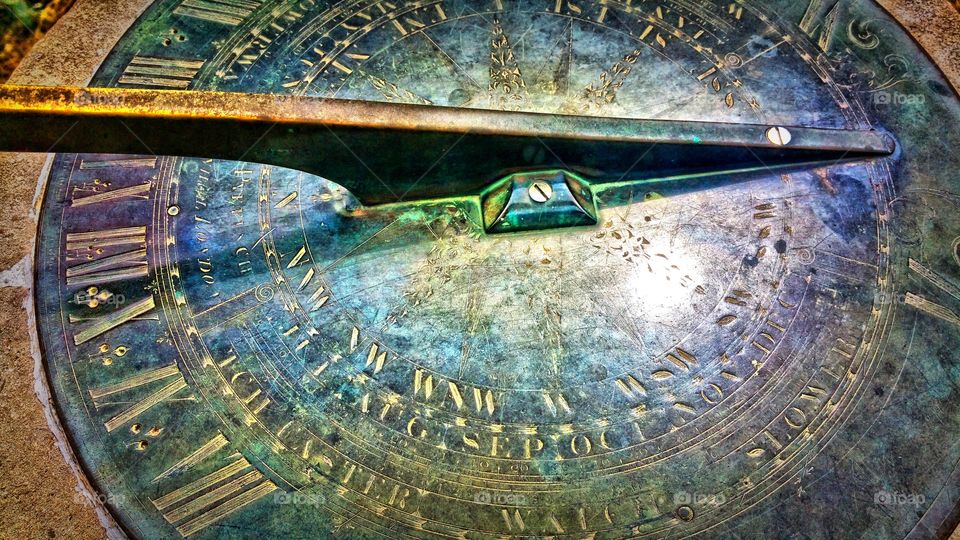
29 1 960 538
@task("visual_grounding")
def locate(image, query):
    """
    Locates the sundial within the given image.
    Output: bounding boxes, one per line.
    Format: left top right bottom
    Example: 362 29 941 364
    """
2 0 960 537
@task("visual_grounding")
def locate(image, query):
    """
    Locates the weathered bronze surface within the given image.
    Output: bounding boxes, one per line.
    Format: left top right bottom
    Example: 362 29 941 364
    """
12 0 960 538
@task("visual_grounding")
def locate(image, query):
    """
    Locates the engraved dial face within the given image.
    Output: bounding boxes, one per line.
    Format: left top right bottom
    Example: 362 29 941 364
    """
30 1 960 538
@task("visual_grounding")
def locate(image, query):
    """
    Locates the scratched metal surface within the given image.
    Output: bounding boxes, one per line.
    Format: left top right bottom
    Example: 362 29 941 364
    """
30 0 960 538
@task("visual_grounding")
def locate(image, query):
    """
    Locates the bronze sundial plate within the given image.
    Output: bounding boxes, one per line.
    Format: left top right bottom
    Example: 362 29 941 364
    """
8 0 960 538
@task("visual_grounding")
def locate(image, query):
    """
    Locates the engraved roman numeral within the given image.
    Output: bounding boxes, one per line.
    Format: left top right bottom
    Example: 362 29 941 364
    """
72 296 157 345
174 0 263 27
152 456 277 537
89 363 187 432
192 286 268 334
799 0 841 52
799 0 825 32
154 432 230 482
79 157 158 170
71 182 152 207
905 294 960 326
909 258 960 301
119 56 205 89
905 258 960 326
815 3 840 51
65 227 148 287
